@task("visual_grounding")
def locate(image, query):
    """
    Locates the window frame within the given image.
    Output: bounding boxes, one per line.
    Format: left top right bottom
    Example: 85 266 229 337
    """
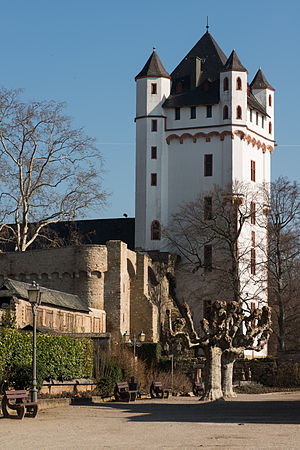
223 105 229 120
206 105 212 118
204 154 213 177
251 248 256 275
250 201 256 225
151 173 157 186
236 77 242 90
204 196 213 220
151 220 161 240
175 107 180 120
190 106 196 119
223 77 229 91
204 245 212 272
151 146 157 159
236 105 242 120
251 160 256 182
151 83 157 94
151 120 157 132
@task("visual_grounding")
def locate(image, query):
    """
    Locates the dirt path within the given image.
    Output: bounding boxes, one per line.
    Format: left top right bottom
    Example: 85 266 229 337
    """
1 392 300 449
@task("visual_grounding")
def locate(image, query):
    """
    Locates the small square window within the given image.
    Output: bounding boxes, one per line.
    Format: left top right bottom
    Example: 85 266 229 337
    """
151 83 157 94
151 120 157 132
206 105 212 118
190 106 196 119
175 107 180 120
151 146 157 159
204 154 213 177
151 173 157 186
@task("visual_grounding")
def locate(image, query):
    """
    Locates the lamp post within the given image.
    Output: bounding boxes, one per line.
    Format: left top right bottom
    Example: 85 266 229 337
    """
123 331 146 357
164 341 182 391
28 281 42 403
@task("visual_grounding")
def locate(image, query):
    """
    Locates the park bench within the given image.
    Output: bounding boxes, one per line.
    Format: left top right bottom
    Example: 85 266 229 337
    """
150 381 171 399
1 390 38 419
192 380 204 396
114 382 138 402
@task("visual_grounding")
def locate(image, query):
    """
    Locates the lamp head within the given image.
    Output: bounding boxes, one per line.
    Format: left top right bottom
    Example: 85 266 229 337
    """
28 281 42 306
139 331 145 342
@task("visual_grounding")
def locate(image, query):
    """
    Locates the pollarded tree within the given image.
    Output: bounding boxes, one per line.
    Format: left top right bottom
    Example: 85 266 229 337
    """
167 300 272 401
261 177 300 351
0 88 107 251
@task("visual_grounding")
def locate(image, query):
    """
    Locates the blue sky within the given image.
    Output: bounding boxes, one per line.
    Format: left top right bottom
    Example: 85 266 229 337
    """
1 0 299 219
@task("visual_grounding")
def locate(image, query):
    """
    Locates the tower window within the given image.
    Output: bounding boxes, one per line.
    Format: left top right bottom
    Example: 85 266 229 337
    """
269 122 272 134
204 154 213 177
250 109 253 122
151 220 161 240
236 106 242 119
223 105 228 120
151 83 157 94
256 112 259 126
151 173 157 186
175 107 180 120
151 146 157 159
269 94 272 107
250 201 256 225
206 105 212 118
204 245 212 271
251 248 256 275
204 196 212 220
223 77 229 91
262 116 264 128
236 77 242 90
190 106 196 119
251 230 255 247
251 160 256 182
151 120 157 132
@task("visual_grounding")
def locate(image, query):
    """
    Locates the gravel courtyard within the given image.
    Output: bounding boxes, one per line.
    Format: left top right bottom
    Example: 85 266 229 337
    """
1 391 300 449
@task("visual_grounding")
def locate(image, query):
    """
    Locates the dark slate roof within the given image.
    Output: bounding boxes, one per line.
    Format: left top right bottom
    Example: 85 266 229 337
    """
0 278 89 312
135 50 170 80
248 92 270 117
250 68 274 91
222 50 247 72
1 218 135 252
163 31 227 108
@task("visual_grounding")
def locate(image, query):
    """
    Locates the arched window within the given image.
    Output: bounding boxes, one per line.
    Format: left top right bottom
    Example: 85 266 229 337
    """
151 221 161 240
223 77 229 91
269 95 272 107
269 122 272 134
236 106 242 119
223 105 228 120
236 77 242 90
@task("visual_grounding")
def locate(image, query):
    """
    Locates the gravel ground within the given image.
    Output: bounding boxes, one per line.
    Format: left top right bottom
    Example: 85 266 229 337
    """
1 391 300 449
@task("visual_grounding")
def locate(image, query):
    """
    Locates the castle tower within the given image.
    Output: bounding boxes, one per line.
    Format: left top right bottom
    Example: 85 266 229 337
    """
135 49 171 251
135 32 275 340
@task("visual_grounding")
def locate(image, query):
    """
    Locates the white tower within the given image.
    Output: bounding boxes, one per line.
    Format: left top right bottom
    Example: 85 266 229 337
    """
135 48 171 251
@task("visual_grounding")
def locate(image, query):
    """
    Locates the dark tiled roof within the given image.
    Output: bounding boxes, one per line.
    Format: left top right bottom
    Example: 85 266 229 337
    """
0 278 89 312
222 50 247 72
135 50 170 80
163 31 227 108
250 68 274 91
247 92 270 117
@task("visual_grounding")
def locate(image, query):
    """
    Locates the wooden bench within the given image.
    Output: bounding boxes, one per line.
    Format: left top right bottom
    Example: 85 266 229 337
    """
1 390 38 419
192 380 204 396
114 382 138 402
150 381 171 399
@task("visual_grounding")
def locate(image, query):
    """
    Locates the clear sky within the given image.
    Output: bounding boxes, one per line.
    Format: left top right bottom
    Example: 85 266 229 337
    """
1 0 299 219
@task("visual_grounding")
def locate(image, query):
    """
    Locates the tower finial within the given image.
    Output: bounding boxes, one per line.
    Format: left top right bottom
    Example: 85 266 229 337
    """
153 46 156 51
206 16 209 32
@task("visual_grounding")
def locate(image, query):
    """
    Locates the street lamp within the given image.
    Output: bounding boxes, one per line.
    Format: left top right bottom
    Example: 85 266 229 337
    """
123 331 146 357
164 341 182 390
28 281 42 403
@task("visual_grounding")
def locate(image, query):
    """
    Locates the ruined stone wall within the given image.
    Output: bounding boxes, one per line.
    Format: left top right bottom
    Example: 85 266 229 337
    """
0 246 107 310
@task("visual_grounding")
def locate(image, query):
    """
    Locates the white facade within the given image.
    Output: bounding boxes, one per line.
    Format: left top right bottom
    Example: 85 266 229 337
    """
135 34 275 349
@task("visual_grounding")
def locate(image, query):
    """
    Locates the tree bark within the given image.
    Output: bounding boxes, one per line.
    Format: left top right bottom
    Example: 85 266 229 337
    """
221 353 237 398
201 346 223 401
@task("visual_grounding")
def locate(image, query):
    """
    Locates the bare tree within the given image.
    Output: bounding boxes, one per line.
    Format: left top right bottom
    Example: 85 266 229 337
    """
262 177 300 351
165 182 268 307
167 300 272 401
0 88 107 251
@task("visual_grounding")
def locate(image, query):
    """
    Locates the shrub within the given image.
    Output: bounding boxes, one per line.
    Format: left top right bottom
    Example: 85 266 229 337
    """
0 328 93 389
137 343 162 367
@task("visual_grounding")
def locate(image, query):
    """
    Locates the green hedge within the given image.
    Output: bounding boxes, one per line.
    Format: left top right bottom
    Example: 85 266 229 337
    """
0 328 93 386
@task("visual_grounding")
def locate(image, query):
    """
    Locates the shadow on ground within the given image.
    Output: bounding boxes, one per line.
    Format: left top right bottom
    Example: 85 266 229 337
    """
77 398 300 425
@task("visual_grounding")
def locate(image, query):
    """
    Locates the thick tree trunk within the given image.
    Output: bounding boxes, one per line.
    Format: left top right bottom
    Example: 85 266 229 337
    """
201 346 223 401
222 353 237 398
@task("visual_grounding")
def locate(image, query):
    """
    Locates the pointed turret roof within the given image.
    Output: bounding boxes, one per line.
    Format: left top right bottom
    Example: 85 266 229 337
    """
135 49 170 81
222 50 247 72
250 68 274 91
171 31 227 83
